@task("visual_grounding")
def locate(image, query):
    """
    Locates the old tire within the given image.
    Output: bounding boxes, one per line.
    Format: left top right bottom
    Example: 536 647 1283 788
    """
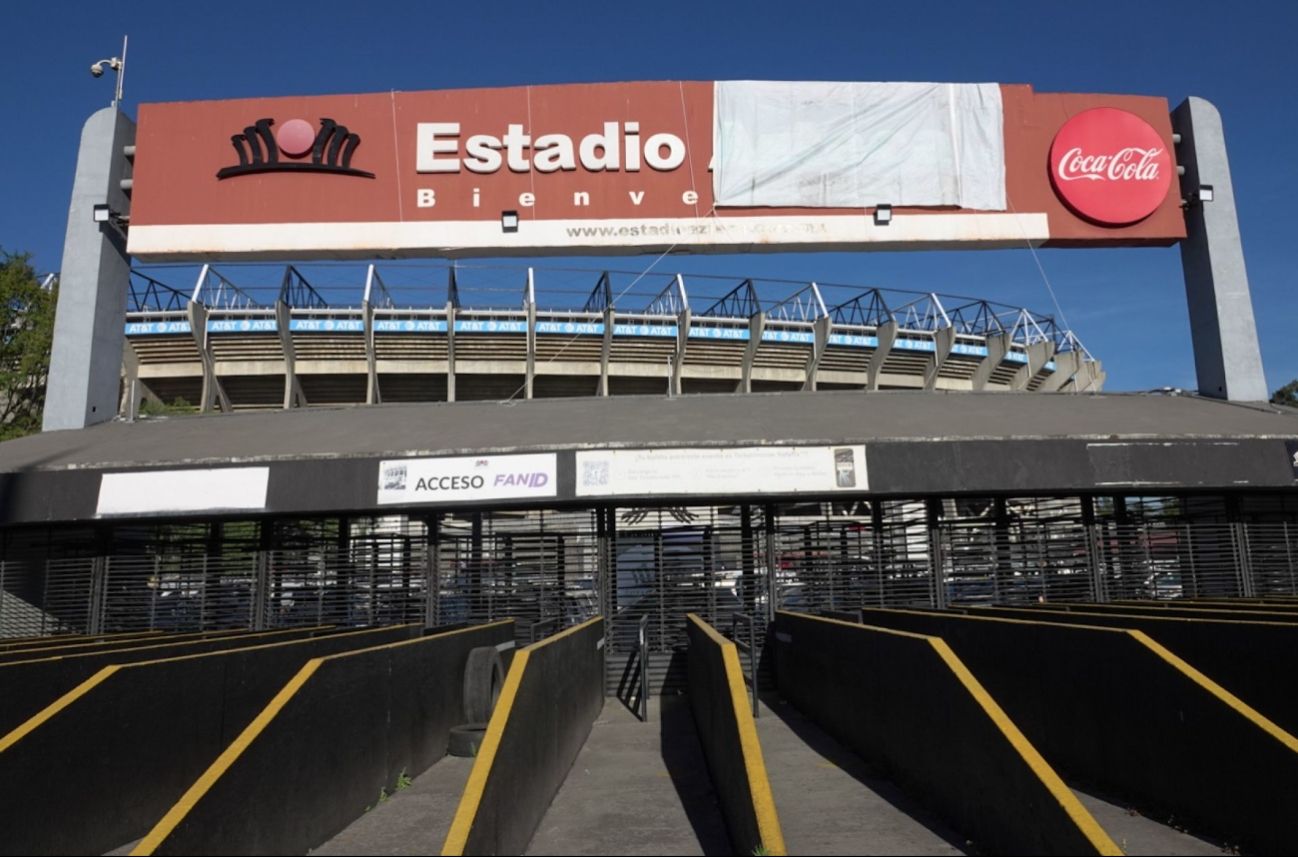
463 646 504 723
448 722 488 758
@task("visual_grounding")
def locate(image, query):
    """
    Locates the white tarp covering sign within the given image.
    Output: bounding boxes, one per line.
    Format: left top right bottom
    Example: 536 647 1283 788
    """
713 81 1005 210
575 446 867 497
96 467 270 516
378 453 557 505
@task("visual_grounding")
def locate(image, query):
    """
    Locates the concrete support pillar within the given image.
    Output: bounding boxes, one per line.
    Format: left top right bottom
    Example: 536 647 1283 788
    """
44 108 135 431
275 301 305 408
1063 360 1106 393
866 321 898 391
1172 97 1268 402
802 316 832 392
673 309 691 396
969 331 1008 391
598 307 613 396
923 326 956 391
1038 350 1082 393
740 312 766 394
524 280 536 400
446 301 457 402
1011 341 1055 391
363 300 380 405
187 301 229 413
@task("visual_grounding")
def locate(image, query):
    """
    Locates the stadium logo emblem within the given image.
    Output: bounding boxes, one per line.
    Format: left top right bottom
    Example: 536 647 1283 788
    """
1049 108 1172 226
217 118 376 180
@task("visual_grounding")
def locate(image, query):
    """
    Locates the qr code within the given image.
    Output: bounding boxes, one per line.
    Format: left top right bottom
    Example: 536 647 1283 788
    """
582 460 610 487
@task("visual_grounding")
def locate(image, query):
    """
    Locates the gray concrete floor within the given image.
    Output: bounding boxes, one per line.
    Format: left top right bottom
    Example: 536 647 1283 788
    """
525 697 731 856
313 755 474 856
1073 788 1226 857
756 699 971 856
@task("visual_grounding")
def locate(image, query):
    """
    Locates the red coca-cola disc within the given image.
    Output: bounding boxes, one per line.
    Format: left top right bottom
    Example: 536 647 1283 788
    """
1049 108 1173 226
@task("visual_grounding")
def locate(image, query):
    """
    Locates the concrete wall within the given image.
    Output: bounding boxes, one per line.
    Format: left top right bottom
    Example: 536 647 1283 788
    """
138 621 515 856
955 605 1298 736
686 614 786 856
773 611 1117 856
855 607 1298 855
0 624 419 856
0 626 321 737
443 617 606 856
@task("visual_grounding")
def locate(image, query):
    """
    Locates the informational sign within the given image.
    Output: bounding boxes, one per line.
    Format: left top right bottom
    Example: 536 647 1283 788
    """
377 453 557 505
127 82 1183 261
97 467 270 516
1049 107 1173 226
575 446 867 497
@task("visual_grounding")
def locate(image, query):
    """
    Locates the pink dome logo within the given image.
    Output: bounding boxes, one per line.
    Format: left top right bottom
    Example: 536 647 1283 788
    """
217 118 375 180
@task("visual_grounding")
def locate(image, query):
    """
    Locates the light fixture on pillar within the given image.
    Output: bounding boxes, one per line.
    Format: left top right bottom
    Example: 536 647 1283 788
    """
1185 185 1215 209
874 205 893 226
501 210 520 233
91 203 129 235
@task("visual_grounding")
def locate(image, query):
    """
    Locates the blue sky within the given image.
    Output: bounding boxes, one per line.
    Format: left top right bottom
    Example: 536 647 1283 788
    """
2 1 1294 393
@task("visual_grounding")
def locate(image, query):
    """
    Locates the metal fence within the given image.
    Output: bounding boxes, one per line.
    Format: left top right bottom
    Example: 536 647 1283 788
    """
2 495 1297 694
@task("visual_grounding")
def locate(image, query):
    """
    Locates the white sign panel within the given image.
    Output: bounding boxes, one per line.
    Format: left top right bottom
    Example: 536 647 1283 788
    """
378 454 558 505
97 467 270 516
576 446 867 497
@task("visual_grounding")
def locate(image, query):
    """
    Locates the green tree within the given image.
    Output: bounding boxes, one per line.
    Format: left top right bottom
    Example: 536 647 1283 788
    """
0 249 56 441
1273 380 1298 409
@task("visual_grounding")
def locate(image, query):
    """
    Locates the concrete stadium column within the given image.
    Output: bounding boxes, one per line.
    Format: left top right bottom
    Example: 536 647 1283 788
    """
598 307 613 396
672 308 690 395
44 108 135 431
865 321 897 391
1172 97 1268 402
446 301 457 402
969 331 1007 391
923 325 956 391
740 312 765 393
802 315 832 391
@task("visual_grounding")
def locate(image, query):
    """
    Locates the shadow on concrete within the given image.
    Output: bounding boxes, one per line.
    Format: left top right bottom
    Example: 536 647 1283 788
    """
761 694 976 855
658 690 732 857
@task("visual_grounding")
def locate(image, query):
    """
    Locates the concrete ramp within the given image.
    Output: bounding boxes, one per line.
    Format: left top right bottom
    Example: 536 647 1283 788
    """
855 606 1298 855
774 611 1118 856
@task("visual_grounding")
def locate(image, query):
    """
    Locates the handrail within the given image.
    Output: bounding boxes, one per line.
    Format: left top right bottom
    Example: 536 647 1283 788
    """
729 612 759 717
637 613 650 723
528 617 559 645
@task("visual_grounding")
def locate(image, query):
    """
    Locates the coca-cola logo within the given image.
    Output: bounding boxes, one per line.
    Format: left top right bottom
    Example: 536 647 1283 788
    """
1049 108 1172 226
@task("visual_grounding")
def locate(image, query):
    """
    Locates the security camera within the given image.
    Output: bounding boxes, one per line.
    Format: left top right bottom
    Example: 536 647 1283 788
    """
91 58 120 78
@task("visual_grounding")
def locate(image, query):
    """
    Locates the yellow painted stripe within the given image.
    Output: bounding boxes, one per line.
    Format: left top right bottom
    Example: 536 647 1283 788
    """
0 665 122 754
136 621 512 855
1 631 159 650
124 623 420 669
780 611 1119 855
1078 602 1298 620
775 609 953 641
0 626 329 669
855 606 1136 635
0 626 406 754
131 659 324 856
927 639 1122 856
441 616 602 856
984 605 1298 628
441 649 529 856
1128 630 1298 754
688 614 786 857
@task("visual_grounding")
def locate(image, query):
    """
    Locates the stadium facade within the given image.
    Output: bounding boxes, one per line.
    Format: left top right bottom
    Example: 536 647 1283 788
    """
1 78 1294 694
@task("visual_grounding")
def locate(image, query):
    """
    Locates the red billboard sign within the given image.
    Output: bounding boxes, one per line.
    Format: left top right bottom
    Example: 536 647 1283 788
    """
126 82 1185 261
1049 107 1173 226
